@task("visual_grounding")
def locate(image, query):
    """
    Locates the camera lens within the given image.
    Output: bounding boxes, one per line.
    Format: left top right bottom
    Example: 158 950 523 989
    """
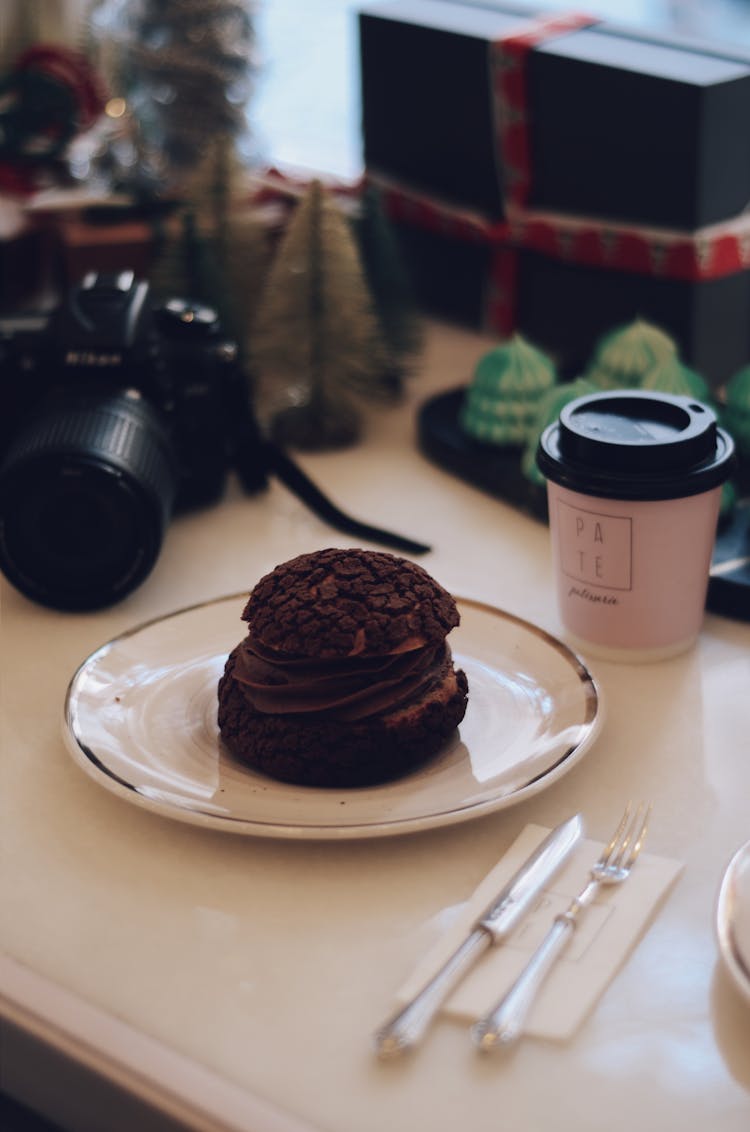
0 392 178 610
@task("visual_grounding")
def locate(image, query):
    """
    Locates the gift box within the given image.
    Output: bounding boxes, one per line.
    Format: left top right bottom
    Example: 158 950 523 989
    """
360 0 540 219
53 215 156 283
526 22 750 229
360 1 750 387
359 0 750 229
514 238 750 387
377 178 750 386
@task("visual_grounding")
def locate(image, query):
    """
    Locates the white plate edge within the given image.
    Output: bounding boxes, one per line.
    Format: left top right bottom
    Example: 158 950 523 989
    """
61 595 604 841
716 838 750 1003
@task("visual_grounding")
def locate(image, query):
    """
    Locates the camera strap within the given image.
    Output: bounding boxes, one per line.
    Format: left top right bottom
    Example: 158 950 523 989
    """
264 442 431 557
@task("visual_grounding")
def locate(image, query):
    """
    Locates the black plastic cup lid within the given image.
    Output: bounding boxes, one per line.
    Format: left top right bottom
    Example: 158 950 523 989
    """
537 390 735 501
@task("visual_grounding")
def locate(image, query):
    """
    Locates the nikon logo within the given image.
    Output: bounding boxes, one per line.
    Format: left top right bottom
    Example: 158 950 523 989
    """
65 351 123 366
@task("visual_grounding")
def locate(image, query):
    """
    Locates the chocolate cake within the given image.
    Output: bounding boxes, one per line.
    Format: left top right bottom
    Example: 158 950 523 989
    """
217 548 468 787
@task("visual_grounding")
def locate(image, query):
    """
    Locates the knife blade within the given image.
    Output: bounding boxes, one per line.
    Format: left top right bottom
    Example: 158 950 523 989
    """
373 813 583 1059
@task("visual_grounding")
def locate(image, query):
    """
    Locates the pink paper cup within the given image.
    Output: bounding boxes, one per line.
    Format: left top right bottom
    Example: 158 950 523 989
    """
538 391 735 661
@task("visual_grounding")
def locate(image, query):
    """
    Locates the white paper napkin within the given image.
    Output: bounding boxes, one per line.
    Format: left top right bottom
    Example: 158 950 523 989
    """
394 823 683 1040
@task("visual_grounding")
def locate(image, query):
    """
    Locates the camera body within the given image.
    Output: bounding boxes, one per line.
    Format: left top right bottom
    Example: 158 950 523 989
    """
0 271 265 610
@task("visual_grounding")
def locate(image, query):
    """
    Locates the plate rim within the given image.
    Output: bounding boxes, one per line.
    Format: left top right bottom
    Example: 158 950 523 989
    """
63 594 602 840
716 838 750 1003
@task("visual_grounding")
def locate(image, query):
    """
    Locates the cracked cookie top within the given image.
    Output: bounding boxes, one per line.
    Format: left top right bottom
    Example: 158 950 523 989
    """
241 548 459 659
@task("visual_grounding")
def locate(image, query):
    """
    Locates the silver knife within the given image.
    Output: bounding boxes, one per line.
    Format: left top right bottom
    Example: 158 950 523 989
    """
373 813 583 1059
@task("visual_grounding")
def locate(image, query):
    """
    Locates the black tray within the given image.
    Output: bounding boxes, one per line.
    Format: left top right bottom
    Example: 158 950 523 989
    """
417 388 548 520
707 499 750 621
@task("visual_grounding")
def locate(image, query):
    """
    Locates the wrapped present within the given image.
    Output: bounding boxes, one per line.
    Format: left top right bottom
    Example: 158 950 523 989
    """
512 213 750 386
54 215 156 282
377 175 750 387
525 21 750 229
360 2 750 387
359 0 750 228
360 1 590 220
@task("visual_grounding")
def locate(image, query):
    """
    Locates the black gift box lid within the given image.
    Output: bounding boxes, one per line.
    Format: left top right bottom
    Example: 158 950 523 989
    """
359 0 543 218
528 23 750 229
360 1 750 229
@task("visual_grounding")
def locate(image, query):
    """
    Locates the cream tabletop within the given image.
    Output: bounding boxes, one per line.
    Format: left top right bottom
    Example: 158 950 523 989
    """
2 321 750 1131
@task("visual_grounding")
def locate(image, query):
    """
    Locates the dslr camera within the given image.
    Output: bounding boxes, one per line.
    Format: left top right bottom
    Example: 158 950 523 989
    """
0 271 265 610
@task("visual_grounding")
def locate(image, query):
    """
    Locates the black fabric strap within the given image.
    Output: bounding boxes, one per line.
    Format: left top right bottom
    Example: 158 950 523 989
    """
264 442 431 556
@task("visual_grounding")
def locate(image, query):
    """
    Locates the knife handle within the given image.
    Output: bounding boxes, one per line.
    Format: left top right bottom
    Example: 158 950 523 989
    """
373 927 491 1059
470 914 574 1050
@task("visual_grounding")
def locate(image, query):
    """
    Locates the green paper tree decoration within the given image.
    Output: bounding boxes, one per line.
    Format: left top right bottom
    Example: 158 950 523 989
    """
723 366 750 461
586 317 676 390
461 333 558 446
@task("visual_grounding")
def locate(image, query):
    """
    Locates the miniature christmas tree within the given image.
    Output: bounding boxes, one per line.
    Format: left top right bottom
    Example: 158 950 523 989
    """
352 183 422 398
461 333 558 446
149 135 271 360
586 318 676 390
89 0 255 193
723 366 750 462
520 376 598 486
639 354 712 403
251 179 388 450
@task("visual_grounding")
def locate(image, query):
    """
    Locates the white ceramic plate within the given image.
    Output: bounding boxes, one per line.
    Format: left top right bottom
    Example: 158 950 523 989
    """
716 839 750 1003
63 595 601 840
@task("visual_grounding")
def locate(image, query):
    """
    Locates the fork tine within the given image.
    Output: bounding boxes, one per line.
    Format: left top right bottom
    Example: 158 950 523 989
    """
621 803 651 870
610 802 650 869
601 802 633 867
610 802 641 868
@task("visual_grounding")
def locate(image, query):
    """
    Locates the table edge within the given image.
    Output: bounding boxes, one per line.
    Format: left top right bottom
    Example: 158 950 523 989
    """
0 952 316 1132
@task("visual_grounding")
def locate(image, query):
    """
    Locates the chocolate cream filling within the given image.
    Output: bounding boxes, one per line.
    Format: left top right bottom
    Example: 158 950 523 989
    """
231 634 451 723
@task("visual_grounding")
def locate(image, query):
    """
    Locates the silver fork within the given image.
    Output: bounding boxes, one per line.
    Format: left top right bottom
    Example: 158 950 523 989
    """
471 801 651 1051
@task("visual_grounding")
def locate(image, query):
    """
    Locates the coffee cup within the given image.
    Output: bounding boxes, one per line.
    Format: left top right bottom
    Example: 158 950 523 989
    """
537 390 735 661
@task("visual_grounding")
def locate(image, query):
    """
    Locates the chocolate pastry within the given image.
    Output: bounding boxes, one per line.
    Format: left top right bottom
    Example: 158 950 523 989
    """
217 548 468 787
